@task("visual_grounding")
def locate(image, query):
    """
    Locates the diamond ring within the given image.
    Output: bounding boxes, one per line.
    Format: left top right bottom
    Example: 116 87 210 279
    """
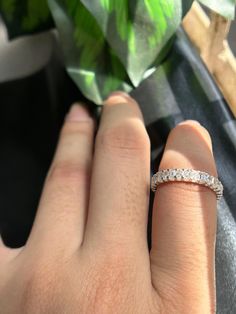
151 169 223 201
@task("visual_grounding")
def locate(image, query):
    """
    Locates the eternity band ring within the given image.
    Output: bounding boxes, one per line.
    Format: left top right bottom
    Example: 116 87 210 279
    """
151 169 223 201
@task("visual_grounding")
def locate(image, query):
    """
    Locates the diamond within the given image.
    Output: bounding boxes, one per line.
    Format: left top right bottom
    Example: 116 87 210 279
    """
183 169 190 180
193 171 200 181
162 170 167 181
157 172 163 183
169 170 176 180
213 178 219 190
200 173 209 184
209 177 215 187
206 176 212 186
176 170 182 180
153 175 158 184
189 170 196 181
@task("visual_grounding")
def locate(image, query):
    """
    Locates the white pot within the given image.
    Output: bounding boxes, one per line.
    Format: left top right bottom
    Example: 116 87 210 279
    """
0 18 60 83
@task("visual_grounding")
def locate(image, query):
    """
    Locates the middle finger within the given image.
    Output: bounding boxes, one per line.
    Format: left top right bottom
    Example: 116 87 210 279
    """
84 93 150 254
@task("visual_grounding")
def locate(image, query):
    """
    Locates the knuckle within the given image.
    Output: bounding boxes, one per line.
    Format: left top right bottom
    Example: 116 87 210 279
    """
93 269 127 309
48 161 88 185
158 277 214 314
151 246 213 312
96 120 150 155
61 119 94 140
84 249 134 313
102 245 133 270
160 288 184 314
151 269 192 314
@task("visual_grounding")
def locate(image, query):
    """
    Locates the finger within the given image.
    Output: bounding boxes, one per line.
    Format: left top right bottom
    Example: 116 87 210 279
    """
150 121 217 311
28 104 95 251
84 93 150 256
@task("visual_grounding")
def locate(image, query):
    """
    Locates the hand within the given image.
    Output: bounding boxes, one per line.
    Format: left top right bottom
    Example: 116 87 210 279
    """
0 93 217 313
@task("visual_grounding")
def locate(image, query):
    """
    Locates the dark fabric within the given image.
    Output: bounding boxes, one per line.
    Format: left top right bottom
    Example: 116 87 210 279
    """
0 28 235 313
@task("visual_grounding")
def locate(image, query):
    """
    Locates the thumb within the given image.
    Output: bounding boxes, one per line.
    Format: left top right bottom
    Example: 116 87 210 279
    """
150 121 218 312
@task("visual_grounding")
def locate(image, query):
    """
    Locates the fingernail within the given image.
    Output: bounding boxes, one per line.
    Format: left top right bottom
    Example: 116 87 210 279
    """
109 91 132 99
66 104 91 122
105 91 133 105
105 91 144 123
178 120 201 126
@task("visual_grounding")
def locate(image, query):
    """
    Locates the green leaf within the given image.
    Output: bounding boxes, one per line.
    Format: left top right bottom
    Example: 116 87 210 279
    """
48 0 193 104
81 0 194 86
48 0 132 105
198 0 235 19
0 0 54 38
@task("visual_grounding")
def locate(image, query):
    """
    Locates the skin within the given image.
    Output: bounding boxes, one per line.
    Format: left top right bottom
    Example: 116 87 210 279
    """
0 92 217 313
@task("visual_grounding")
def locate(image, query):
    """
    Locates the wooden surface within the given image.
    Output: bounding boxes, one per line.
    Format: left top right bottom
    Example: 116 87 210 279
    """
183 2 236 117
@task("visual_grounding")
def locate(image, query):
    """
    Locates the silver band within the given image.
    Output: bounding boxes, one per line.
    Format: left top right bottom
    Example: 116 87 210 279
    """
151 169 223 201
